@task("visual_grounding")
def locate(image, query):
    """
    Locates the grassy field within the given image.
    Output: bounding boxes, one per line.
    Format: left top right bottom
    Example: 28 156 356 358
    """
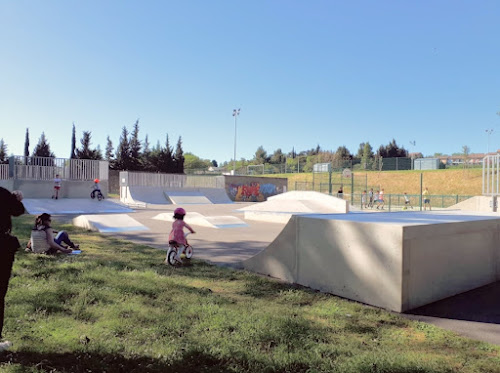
275 168 483 196
1 215 499 372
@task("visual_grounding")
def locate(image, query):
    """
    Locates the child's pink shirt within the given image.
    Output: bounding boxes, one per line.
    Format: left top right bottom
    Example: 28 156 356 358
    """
169 219 194 245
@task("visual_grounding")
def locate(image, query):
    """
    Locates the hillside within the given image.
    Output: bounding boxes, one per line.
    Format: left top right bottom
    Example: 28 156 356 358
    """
270 168 483 196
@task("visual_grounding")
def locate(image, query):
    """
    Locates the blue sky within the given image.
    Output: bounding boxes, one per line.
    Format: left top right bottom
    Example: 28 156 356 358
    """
1 0 499 164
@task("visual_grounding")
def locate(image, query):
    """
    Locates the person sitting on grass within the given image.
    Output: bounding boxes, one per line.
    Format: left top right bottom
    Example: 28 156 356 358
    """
27 213 79 254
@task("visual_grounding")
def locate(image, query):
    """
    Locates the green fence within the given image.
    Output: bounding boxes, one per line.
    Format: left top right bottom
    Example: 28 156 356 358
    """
348 193 471 211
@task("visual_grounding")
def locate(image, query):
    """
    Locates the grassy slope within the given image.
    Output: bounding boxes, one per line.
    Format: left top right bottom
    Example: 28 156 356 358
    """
274 168 483 196
1 215 499 372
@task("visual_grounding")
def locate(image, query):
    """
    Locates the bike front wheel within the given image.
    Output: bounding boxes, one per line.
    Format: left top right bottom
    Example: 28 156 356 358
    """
166 248 178 266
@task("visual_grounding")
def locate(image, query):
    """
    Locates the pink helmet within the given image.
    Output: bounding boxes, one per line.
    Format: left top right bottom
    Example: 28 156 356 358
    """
174 207 186 216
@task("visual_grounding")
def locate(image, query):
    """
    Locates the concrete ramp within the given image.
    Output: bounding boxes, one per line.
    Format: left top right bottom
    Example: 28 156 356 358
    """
166 190 212 205
152 212 247 228
121 186 172 206
448 196 499 213
238 191 349 223
165 188 233 204
73 214 149 233
23 198 133 215
242 211 500 312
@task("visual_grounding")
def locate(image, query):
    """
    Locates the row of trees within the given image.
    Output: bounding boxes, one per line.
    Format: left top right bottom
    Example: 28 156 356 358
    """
0 120 186 173
220 139 415 172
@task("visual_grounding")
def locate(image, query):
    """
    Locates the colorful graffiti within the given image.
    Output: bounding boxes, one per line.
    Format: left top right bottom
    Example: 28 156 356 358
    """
228 182 282 202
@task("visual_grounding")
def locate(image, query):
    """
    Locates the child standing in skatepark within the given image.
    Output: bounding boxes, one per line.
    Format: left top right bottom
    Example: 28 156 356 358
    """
52 174 61 199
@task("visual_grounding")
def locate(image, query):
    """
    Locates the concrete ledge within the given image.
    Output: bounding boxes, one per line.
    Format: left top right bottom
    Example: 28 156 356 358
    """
242 211 500 312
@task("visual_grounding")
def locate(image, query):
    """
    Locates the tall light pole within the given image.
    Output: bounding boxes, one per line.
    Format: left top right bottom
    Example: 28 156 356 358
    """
486 129 494 154
409 140 416 170
232 108 240 175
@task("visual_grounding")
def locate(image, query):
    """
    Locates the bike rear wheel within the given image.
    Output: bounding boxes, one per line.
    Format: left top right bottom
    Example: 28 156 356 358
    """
184 245 193 259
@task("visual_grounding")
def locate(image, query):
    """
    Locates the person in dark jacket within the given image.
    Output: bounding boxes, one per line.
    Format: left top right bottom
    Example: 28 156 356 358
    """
0 187 25 351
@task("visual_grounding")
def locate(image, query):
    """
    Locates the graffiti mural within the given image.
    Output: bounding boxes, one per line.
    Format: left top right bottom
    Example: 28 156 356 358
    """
228 182 282 202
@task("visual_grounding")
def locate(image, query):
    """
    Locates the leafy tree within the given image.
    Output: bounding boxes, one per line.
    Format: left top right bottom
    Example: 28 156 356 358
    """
254 146 269 164
174 136 185 173
129 119 142 170
270 148 285 164
356 142 366 158
76 131 102 160
70 123 76 159
334 146 352 159
157 134 174 173
184 153 211 170
0 139 7 163
105 136 114 162
32 132 55 158
141 135 155 171
24 128 30 157
378 139 408 158
114 126 132 170
361 142 374 169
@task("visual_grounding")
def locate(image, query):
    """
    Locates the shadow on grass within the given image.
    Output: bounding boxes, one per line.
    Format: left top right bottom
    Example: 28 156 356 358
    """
0 349 313 373
0 350 234 373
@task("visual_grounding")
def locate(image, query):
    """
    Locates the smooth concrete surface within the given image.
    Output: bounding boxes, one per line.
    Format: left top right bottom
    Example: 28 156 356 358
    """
449 195 498 213
120 186 171 206
152 212 247 228
242 211 500 312
87 203 286 265
238 191 349 223
23 198 133 215
120 186 233 205
73 214 149 232
165 188 233 204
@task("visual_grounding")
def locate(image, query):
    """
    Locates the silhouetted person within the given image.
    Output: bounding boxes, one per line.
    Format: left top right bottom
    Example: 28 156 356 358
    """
0 187 25 351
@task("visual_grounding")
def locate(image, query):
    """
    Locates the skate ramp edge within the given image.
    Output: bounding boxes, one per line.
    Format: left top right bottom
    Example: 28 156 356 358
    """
241 213 500 312
73 214 149 233
122 186 172 206
165 188 233 204
448 196 499 213
238 191 349 223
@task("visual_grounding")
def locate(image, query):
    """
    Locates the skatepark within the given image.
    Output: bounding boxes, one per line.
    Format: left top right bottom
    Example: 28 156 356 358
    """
6 160 500 345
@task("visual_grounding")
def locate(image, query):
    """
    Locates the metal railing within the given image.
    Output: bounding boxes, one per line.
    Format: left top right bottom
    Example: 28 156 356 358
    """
0 164 8 180
10 156 108 181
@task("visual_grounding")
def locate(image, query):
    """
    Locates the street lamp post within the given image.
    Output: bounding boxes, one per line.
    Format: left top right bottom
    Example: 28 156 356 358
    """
409 140 416 170
486 129 494 154
232 108 240 175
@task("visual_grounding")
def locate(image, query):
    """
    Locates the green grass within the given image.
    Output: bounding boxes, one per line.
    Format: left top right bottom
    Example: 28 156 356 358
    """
1 215 499 372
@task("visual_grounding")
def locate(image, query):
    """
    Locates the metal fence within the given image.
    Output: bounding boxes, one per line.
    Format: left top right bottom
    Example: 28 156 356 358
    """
0 164 8 180
349 193 472 210
483 154 500 196
10 156 108 181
